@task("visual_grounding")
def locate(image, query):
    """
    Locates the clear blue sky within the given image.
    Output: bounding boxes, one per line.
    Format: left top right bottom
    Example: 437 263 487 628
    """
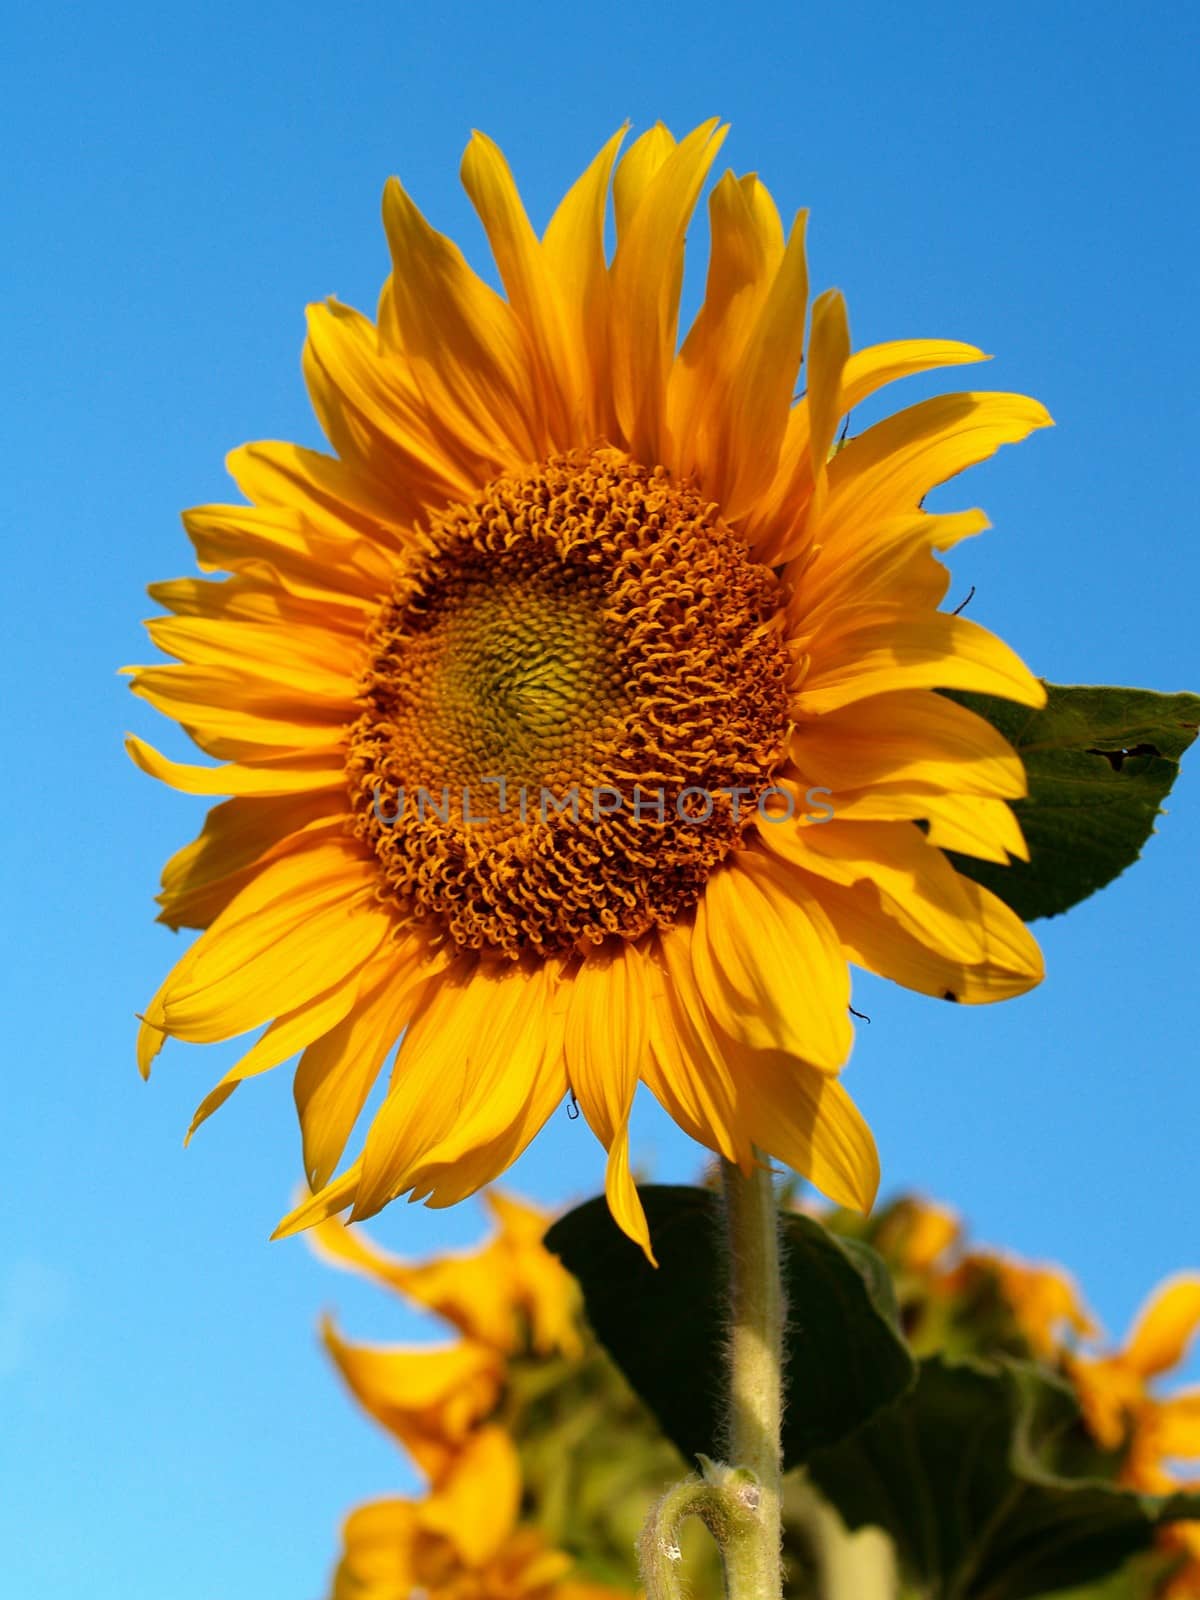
2 3 1197 1596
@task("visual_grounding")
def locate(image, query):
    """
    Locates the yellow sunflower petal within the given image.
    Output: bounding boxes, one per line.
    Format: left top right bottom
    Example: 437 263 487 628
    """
380 177 541 463
692 847 853 1071
826 787 1029 864
156 802 341 932
759 815 987 964
303 298 480 504
653 929 875 1208
419 1425 522 1567
610 118 727 461
611 122 677 239
402 1053 571 1214
839 338 989 413
485 1190 583 1357
351 959 568 1219
1125 1276 1200 1379
983 1254 1099 1357
334 1498 420 1596
226 436 410 534
294 939 449 1191
732 1050 880 1213
306 1211 401 1289
804 286 851 528
542 126 626 441
144 612 364 688
185 973 364 1142
820 390 1053 538
645 926 749 1167
669 170 788 475
310 1191 578 1357
130 653 352 724
802 869 1043 1003
920 792 1029 862
147 573 369 633
125 661 350 761
276 1163 374 1242
1153 1392 1200 1462
126 734 343 799
790 688 1024 799
138 814 347 1068
564 943 653 1260
710 207 810 520
741 340 991 557
321 1318 504 1476
181 496 395 604
791 509 986 626
1069 1353 1143 1450
894 1198 962 1273
514 1544 578 1595
793 609 1047 714
308 1210 508 1341
461 130 577 448
141 839 388 1052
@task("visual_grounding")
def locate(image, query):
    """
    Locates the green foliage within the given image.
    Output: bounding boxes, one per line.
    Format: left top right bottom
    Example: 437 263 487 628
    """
503 1339 719 1590
945 685 1200 920
805 1355 1200 1600
1038 1552 1186 1600
548 1193 1200 1600
545 1185 915 1472
534 679 1200 1591
824 1199 1065 1365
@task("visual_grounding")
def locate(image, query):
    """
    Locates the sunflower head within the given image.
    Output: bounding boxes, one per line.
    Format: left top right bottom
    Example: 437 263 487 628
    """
130 119 1049 1256
348 446 791 959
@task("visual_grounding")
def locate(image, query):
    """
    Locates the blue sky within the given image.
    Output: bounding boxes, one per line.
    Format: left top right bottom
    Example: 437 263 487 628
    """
2 3 1198 1596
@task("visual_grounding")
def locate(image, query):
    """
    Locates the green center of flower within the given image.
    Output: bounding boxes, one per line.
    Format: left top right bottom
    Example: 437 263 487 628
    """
346 448 791 960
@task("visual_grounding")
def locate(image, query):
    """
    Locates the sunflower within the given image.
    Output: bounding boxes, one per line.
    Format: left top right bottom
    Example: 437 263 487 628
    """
315 1193 635 1600
331 1426 627 1600
1068 1277 1200 1598
1068 1276 1200 1478
311 1189 583 1358
869 1194 1098 1360
130 118 1047 1255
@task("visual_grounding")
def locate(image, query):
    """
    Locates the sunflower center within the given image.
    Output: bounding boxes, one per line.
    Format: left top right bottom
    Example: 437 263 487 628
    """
347 447 791 959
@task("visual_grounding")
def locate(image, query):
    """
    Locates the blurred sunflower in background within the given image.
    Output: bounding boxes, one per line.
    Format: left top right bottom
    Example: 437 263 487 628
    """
1068 1277 1200 1597
865 1198 1200 1599
308 1185 1200 1600
309 1190 653 1600
130 118 1049 1252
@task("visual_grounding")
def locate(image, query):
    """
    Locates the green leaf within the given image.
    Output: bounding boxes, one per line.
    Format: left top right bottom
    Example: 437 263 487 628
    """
804 1354 1200 1600
944 684 1200 921
544 1184 915 1471
503 1341 711 1592
1035 1550 1183 1600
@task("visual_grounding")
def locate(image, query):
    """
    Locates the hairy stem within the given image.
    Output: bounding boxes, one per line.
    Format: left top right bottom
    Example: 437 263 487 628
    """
638 1475 743 1600
720 1152 786 1600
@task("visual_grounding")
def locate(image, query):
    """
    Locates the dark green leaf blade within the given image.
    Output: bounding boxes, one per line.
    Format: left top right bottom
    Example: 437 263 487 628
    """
943 684 1199 921
804 1354 1200 1600
544 1184 915 1470
1031 1550 1182 1600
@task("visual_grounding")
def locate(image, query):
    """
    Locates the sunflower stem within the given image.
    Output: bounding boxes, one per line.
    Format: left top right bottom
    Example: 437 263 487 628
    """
637 1474 746 1600
719 1151 786 1600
